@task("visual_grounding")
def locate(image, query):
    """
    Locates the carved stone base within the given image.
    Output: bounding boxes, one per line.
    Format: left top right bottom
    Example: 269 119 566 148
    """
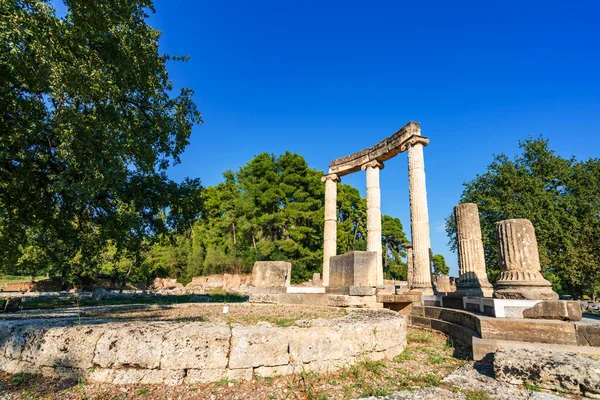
493 273 558 300
456 279 494 298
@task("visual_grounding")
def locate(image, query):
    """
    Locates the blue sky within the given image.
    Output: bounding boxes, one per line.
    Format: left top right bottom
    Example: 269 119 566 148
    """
54 1 600 276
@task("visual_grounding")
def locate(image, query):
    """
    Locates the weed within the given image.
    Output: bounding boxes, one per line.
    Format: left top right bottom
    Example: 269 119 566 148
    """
407 331 432 344
524 381 541 392
135 388 150 396
464 390 494 400
393 349 412 362
428 354 447 364
9 373 26 385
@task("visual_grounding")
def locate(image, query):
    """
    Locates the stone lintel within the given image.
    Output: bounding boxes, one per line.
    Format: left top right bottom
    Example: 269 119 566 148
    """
328 122 424 177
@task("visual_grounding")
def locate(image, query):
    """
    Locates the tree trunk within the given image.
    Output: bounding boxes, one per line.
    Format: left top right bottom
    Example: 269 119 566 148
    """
232 220 237 245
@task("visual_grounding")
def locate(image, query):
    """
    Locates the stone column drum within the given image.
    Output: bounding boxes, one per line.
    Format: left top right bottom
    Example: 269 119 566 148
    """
454 203 493 297
321 174 340 287
494 219 558 300
362 161 384 287
403 137 433 295
403 242 413 288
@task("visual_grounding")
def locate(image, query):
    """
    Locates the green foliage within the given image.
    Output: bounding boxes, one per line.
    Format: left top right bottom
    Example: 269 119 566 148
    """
430 251 450 276
446 137 600 298
149 152 409 284
382 216 408 280
0 0 202 283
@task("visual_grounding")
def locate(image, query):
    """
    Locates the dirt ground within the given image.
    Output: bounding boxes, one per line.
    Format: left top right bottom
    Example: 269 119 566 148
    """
82 303 349 326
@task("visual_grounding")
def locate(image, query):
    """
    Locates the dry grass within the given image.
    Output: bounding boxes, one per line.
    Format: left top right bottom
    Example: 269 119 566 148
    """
0 327 469 400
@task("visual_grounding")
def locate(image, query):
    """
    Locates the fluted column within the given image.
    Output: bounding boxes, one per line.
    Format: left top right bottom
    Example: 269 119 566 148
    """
321 174 340 287
403 242 413 288
455 203 493 297
362 161 384 287
403 137 433 295
494 219 558 300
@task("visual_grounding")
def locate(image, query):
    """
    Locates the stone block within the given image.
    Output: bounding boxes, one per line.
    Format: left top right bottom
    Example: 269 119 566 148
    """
522 300 582 321
349 286 376 296
576 324 600 347
478 318 578 345
229 325 290 369
251 261 291 288
329 251 377 288
93 323 164 369
494 348 600 398
37 325 105 369
160 322 230 370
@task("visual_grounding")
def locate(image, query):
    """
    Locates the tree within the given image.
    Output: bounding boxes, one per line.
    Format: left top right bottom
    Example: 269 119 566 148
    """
445 137 600 298
150 152 409 284
430 251 449 276
381 216 408 279
0 1 202 282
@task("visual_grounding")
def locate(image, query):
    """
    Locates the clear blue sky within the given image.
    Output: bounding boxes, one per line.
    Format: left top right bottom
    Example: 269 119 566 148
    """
58 1 600 276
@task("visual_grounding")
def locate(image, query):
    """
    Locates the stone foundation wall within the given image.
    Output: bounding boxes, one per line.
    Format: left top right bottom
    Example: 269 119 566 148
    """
0 310 406 385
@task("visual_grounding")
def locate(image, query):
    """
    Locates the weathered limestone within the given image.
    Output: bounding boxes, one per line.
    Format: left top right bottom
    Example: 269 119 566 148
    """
329 251 378 288
522 300 582 321
404 136 433 295
494 219 558 300
403 242 413 288
321 174 340 287
362 160 384 287
494 348 600 398
249 261 291 294
0 309 407 385
433 275 455 293
454 203 493 297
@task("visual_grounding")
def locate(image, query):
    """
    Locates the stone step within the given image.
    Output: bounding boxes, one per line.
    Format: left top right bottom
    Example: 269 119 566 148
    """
473 337 600 361
409 314 478 346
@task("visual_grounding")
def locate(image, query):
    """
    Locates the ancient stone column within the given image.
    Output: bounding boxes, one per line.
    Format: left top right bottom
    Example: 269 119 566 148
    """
494 219 558 300
361 161 384 287
403 137 433 295
403 242 413 288
454 203 494 297
321 174 340 287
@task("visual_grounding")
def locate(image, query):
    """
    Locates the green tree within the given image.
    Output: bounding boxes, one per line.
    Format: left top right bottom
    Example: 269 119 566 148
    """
381 216 408 279
430 251 449 276
446 137 600 298
0 1 202 282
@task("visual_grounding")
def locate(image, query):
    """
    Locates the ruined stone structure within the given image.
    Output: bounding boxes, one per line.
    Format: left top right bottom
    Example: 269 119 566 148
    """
494 219 558 300
454 203 493 297
322 122 433 294
403 242 414 288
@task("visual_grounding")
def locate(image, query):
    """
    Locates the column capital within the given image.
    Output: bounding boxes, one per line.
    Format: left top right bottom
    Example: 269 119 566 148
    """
321 173 341 183
360 160 384 171
400 135 430 152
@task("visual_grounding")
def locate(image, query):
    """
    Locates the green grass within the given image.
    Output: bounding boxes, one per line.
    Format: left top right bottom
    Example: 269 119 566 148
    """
0 275 47 287
407 331 433 344
463 390 494 400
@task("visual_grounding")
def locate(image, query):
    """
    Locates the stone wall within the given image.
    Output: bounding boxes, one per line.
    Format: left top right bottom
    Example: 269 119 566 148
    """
0 310 406 385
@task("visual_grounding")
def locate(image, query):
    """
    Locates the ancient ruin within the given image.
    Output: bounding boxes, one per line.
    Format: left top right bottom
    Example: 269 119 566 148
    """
322 121 433 295
494 218 558 300
454 203 493 297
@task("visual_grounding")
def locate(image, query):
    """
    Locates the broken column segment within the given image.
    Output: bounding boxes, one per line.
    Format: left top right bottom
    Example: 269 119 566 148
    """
454 203 493 297
494 219 558 300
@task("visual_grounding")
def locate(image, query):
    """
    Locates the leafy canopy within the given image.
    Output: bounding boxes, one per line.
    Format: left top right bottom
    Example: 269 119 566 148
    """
0 0 202 282
446 137 600 299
